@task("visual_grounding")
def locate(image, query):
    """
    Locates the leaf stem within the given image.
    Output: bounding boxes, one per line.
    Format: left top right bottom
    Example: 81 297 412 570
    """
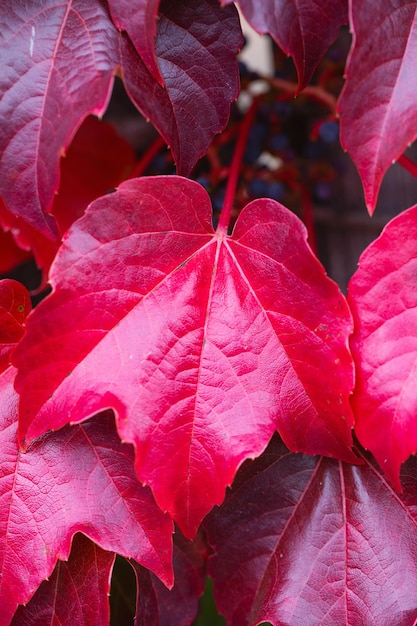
398 154 417 181
216 98 259 234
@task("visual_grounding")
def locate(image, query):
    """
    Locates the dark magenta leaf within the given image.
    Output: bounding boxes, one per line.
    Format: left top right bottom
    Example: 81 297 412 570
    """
0 280 31 374
0 0 240 236
348 204 417 490
13 176 356 539
11 534 115 626
133 530 207 625
0 367 173 623
204 436 417 626
223 0 348 90
108 0 163 83
338 0 417 213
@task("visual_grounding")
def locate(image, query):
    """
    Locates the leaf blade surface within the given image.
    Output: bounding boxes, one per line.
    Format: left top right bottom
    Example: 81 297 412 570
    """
13 176 355 538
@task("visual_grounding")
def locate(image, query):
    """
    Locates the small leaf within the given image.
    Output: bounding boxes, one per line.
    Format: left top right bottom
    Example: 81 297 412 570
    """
223 0 347 90
108 0 162 83
348 204 417 489
204 436 417 626
14 176 356 538
0 280 31 374
11 534 115 626
338 0 417 213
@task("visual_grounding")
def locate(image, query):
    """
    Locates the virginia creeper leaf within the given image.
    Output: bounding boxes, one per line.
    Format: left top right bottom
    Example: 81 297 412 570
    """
11 534 115 626
13 176 356 538
108 0 163 84
0 280 31 374
338 0 417 213
133 530 207 625
204 436 417 626
348 204 417 490
223 0 347 90
0 0 240 236
0 367 173 624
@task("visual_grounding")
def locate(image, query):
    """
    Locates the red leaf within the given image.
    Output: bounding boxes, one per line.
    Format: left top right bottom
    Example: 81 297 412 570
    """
0 367 173 623
204 436 417 626
11 534 115 626
348 205 417 490
133 530 207 626
108 0 162 84
13 176 356 538
338 0 417 213
223 0 347 90
0 280 31 374
0 0 240 236
125 0 242 175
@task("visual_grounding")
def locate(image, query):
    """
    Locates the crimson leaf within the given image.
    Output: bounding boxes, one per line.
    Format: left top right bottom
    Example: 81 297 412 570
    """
348 204 417 490
223 0 347 90
0 0 240 236
133 530 207 625
338 0 417 213
13 176 356 539
11 534 115 626
0 280 31 374
108 0 162 84
0 367 173 624
204 436 417 626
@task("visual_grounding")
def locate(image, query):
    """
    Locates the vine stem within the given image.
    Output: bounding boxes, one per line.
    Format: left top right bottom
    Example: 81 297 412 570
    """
129 135 167 179
398 153 417 180
216 98 259 235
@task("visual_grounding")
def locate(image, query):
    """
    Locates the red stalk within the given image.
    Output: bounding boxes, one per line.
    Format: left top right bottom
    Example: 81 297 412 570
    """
398 153 417 180
129 135 167 179
217 99 259 235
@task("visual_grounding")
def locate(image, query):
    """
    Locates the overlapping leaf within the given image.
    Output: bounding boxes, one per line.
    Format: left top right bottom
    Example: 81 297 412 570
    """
0 367 173 624
13 176 356 538
338 0 417 213
108 0 162 83
0 0 241 236
204 436 417 626
348 204 417 489
133 530 207 625
11 534 115 626
0 117 136 288
223 0 347 90
0 280 31 374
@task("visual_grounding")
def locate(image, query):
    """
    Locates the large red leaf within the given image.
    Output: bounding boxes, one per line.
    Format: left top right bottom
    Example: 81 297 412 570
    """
11 534 115 626
0 0 240 236
338 0 417 213
223 0 347 90
348 204 417 490
204 436 417 626
0 280 31 375
133 530 207 625
0 367 173 624
13 176 356 538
